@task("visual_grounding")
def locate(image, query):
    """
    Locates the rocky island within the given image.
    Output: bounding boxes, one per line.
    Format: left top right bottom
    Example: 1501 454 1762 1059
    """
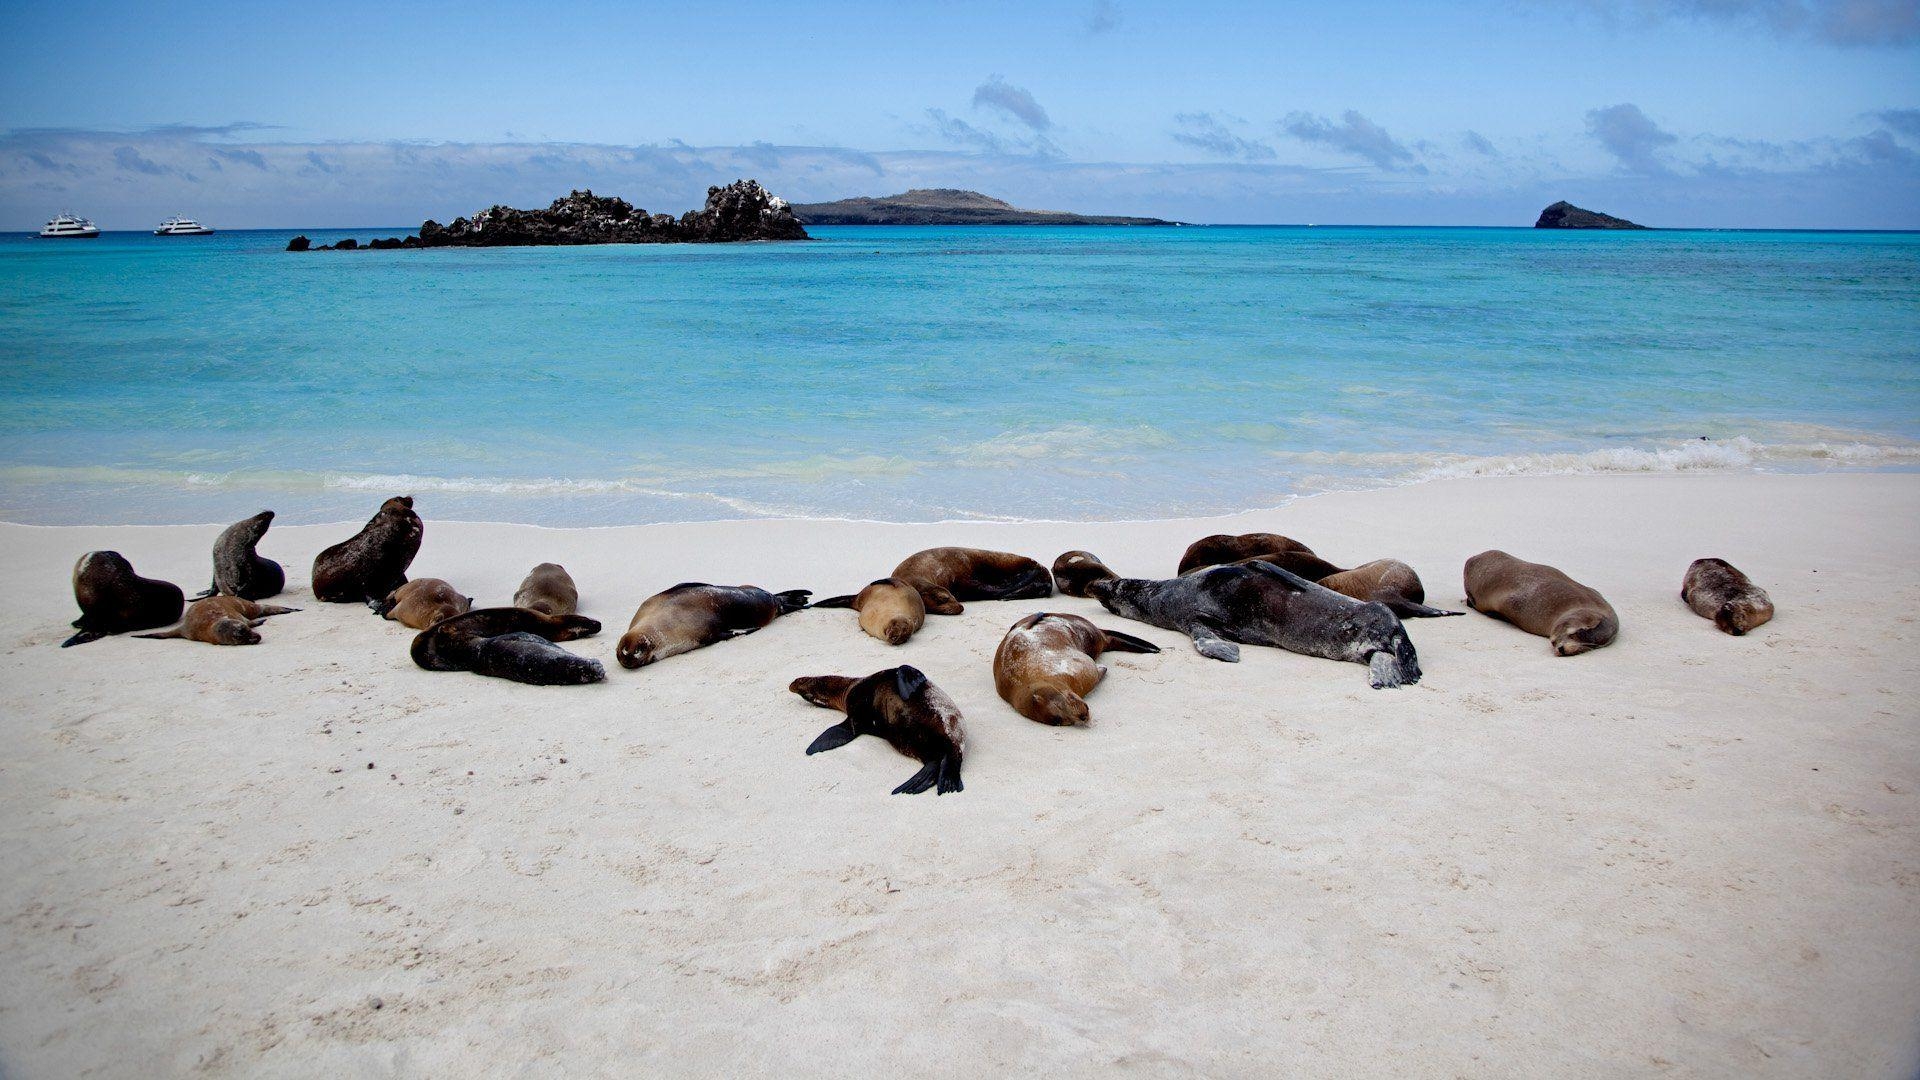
1534 201 1647 230
791 188 1173 226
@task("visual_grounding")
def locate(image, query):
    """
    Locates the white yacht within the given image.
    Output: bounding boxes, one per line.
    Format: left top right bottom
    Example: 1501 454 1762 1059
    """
154 215 213 236
38 212 100 239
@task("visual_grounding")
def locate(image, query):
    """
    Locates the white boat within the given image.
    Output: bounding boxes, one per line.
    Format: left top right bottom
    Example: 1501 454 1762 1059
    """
38 212 100 239
154 216 214 236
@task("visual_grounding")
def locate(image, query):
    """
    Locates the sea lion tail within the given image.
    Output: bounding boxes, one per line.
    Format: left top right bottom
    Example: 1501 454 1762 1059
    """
810 594 857 609
61 629 105 647
1098 628 1161 654
892 752 963 796
773 589 813 614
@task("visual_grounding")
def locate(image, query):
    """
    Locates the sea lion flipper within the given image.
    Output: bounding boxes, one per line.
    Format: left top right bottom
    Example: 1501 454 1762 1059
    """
132 629 183 640
1244 560 1320 592
1189 619 1241 663
196 584 217 599
1098 628 1162 654
894 665 929 700
806 721 859 755
892 757 948 796
61 629 106 647
773 589 812 614
811 594 858 609
1387 599 1465 618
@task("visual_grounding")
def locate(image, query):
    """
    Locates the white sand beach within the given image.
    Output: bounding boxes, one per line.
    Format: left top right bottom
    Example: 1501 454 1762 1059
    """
1 471 1916 1078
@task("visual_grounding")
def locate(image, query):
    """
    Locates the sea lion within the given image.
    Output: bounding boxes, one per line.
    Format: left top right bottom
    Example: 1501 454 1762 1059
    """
890 547 1052 615
311 496 423 603
411 606 604 685
789 665 965 795
1051 550 1119 598
811 578 926 645
993 612 1160 726
137 595 299 646
373 578 473 630
615 583 811 669
1463 550 1619 656
63 551 186 647
1682 558 1774 636
1179 534 1458 618
1177 533 1328 576
1090 561 1421 688
197 510 285 600
1314 558 1462 619
513 562 579 618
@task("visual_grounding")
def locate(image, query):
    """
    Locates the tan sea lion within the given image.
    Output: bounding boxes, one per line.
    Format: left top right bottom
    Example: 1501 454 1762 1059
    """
137 595 299 646
1682 558 1774 635
993 612 1161 726
890 547 1052 615
312 496 423 603
1177 533 1328 576
64 551 186 647
373 578 473 629
198 510 285 600
789 665 965 795
513 562 579 617
1464 550 1619 656
1051 550 1119 598
411 607 604 685
811 578 926 645
615 583 811 669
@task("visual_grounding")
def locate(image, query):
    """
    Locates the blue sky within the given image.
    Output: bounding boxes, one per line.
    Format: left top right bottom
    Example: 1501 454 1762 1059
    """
2 0 1916 227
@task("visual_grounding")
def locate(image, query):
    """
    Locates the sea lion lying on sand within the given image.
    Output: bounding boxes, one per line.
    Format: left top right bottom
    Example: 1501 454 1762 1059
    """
890 547 1051 615
1464 550 1618 656
993 612 1160 726
312 496 423 603
199 510 285 600
64 551 185 647
411 607 604 685
790 665 966 795
373 578 472 630
138 595 299 646
616 583 811 669
1051 551 1119 598
1177 533 1329 576
1178 533 1459 618
1682 558 1773 636
514 562 580 618
811 578 925 645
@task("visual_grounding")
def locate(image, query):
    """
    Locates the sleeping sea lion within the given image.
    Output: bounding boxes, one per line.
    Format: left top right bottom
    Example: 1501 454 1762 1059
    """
63 551 185 647
890 547 1052 615
311 496 423 603
411 607 604 685
1464 550 1618 656
789 665 965 795
137 595 299 646
615 583 811 669
811 578 925 645
993 612 1160 726
1313 558 1462 619
373 578 472 630
1682 558 1774 636
1177 533 1328 576
1051 550 1119 598
514 562 579 618
1180 534 1458 618
1090 561 1421 688
198 510 285 600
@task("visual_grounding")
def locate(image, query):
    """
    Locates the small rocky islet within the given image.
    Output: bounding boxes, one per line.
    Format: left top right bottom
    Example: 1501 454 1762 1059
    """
1533 200 1646 229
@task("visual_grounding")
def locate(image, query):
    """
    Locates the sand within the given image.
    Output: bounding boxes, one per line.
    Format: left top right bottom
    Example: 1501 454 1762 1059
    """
1 472 1916 1078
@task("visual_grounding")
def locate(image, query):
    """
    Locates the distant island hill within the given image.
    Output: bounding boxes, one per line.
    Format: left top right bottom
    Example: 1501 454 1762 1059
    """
789 189 1175 226
1533 201 1647 229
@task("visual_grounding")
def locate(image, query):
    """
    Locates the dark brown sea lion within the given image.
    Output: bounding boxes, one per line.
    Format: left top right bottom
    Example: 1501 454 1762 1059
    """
513 562 579 618
311 496 423 603
198 510 285 600
411 607 604 685
63 551 185 647
1314 558 1462 619
890 547 1052 615
1177 533 1328 576
789 665 965 795
373 577 472 630
615 583 811 669
1464 550 1619 656
811 578 925 645
1051 550 1119 598
1682 558 1774 636
993 612 1160 726
1179 534 1458 618
137 595 299 646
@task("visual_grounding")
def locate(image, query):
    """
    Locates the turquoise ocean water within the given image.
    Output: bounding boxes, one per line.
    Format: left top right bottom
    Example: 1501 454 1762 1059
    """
1 225 1916 525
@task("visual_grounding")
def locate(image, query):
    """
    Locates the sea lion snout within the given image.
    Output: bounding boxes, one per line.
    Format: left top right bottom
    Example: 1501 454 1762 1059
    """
1026 685 1091 727
213 619 262 646
615 631 653 669
882 618 916 646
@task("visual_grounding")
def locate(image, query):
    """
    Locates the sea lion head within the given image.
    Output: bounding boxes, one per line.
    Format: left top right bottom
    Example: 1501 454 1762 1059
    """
211 617 262 646
1024 684 1091 727
1342 602 1420 688
1051 550 1118 598
1085 576 1140 616
1715 597 1770 636
788 675 850 710
615 629 654 669
1550 610 1610 656
379 496 415 517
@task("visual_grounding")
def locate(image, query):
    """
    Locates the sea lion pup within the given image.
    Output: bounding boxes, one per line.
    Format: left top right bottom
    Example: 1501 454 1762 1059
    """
513 562 579 618
1089 561 1421 688
137 595 299 646
1051 551 1119 598
993 612 1160 726
63 551 186 647
811 578 926 645
311 496 423 603
1314 558 1463 620
1176 533 1329 576
1464 550 1619 656
197 510 285 600
373 578 473 630
890 547 1052 615
1682 558 1774 636
789 665 965 795
411 607 604 685
615 583 812 669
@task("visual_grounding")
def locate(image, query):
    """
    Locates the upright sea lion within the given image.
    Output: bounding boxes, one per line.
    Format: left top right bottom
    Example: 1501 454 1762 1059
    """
1177 533 1328 576
811 578 925 645
1090 561 1421 688
373 578 472 630
789 665 965 795
513 562 580 618
411 606 604 685
1464 550 1619 656
1179 534 1458 618
615 583 811 669
1051 551 1119 598
198 510 285 600
993 612 1160 726
311 496 423 603
63 551 185 647
1682 558 1774 636
890 547 1052 615
137 595 299 646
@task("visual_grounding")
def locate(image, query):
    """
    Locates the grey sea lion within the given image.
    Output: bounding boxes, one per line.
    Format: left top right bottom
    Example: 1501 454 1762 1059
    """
411 607 604 685
137 594 299 646
1051 550 1119 598
993 611 1160 726
890 547 1051 615
64 551 186 647
615 583 811 669
789 665 965 795
311 496 423 603
198 511 285 600
1089 561 1421 688
1682 558 1774 636
811 578 925 645
1179 534 1458 618
373 578 473 630
1464 550 1619 656
513 562 579 618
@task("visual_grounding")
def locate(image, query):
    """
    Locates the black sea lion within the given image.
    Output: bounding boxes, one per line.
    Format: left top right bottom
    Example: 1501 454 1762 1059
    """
789 665 965 795
811 578 926 645
891 547 1052 615
1179 534 1458 618
311 496 423 603
993 612 1160 726
137 595 299 646
373 578 472 630
513 562 580 618
1464 550 1619 656
1051 550 1119 598
1682 558 1774 636
64 551 186 647
1177 533 1329 576
198 510 285 600
411 607 604 685
1090 562 1421 688
615 583 811 669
